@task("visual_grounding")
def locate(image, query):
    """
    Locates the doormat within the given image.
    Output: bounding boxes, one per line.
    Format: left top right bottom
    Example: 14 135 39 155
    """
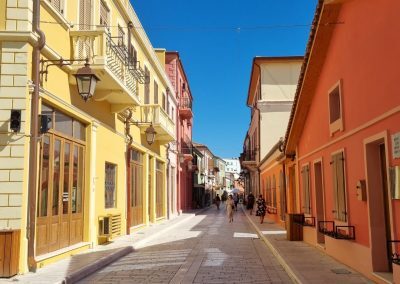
331 268 351 274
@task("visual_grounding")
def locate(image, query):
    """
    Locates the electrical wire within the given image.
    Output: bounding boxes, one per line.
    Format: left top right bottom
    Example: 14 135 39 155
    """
39 20 344 32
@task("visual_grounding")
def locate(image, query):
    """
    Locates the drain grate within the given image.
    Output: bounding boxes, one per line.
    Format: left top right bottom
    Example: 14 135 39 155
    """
331 268 351 274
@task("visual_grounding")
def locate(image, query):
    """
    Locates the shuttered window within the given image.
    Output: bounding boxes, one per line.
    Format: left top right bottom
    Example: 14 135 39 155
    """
279 171 286 221
301 164 311 214
154 81 158 104
118 25 125 47
272 175 277 208
49 0 64 14
99 0 109 27
105 163 116 208
79 0 92 30
331 152 347 221
144 67 150 104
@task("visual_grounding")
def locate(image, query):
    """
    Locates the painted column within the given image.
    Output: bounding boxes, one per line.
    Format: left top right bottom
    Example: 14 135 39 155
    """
88 121 98 246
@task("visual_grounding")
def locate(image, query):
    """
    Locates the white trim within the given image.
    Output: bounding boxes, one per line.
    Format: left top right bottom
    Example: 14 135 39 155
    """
328 79 344 136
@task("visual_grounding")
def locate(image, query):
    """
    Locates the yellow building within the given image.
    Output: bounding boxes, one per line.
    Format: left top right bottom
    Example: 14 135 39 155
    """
0 0 176 275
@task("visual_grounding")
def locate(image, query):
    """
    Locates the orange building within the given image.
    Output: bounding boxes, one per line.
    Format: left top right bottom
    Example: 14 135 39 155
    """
285 0 400 282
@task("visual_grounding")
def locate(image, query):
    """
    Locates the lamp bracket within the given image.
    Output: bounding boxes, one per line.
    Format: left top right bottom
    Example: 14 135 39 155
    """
39 57 88 86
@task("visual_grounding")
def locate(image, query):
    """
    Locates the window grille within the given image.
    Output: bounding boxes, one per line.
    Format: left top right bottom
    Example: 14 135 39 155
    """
105 163 116 208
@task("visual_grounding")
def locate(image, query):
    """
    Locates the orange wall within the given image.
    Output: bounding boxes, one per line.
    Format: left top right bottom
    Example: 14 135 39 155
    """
297 0 400 249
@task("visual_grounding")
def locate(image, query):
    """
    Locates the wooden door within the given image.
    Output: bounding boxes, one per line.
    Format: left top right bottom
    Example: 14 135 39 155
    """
60 141 71 248
70 145 84 245
130 161 143 227
36 135 51 256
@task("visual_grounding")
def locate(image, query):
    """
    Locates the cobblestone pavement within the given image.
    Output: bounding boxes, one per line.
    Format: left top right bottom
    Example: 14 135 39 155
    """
78 204 293 284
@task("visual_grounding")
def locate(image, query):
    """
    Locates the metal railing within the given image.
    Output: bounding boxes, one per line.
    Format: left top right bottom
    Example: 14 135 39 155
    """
180 96 192 109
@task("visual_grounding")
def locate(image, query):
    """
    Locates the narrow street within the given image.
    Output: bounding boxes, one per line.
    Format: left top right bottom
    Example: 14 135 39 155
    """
78 205 292 284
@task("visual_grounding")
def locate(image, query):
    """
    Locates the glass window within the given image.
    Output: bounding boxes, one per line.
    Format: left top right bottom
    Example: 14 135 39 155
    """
105 163 116 208
63 142 71 215
55 110 73 137
41 104 54 129
52 139 61 216
38 135 50 217
131 149 142 162
73 120 86 141
72 146 84 213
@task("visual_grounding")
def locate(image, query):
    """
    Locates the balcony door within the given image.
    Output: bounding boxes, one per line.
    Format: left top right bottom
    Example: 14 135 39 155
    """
130 149 144 227
79 0 92 30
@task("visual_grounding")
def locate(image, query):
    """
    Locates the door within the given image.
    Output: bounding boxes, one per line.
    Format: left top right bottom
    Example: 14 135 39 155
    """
156 161 164 218
288 166 297 213
314 161 325 244
36 135 85 255
366 139 393 272
130 150 144 227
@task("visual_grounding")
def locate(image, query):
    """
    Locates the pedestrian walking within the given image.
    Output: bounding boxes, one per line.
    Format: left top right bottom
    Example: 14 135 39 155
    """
247 192 255 215
256 194 266 224
233 193 239 211
226 195 234 223
215 194 221 210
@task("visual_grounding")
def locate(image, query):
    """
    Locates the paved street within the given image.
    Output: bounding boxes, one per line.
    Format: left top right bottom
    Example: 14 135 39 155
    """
78 204 292 284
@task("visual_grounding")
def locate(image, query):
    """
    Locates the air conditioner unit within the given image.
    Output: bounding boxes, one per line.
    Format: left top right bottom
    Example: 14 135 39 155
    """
99 216 111 236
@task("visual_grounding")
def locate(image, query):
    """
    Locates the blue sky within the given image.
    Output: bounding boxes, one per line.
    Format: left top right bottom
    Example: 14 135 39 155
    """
132 0 317 158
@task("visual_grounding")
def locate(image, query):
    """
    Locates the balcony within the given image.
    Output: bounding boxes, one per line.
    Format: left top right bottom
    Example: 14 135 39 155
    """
139 105 176 143
241 150 257 170
179 96 193 120
180 134 193 161
69 28 146 110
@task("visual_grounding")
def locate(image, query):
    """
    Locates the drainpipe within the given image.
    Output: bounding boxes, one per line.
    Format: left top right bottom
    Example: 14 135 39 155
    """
125 109 133 234
166 143 171 219
27 0 46 272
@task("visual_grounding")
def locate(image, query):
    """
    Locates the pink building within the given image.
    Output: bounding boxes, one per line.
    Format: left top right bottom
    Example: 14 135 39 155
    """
285 0 400 282
165 52 194 211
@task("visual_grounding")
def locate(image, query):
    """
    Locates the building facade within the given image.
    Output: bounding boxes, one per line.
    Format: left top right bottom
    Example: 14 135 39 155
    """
285 0 400 282
165 51 193 211
0 0 176 274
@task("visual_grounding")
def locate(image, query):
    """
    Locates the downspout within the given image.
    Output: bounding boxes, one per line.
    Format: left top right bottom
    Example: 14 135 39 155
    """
125 109 133 234
28 0 46 272
126 22 133 234
166 143 171 219
254 62 262 197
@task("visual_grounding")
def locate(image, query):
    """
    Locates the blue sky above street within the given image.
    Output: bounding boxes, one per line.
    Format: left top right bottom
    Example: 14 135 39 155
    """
132 0 317 158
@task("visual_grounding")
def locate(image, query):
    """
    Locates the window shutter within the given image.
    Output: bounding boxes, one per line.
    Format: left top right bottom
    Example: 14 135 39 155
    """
337 152 347 221
154 81 158 104
100 0 109 27
331 154 339 219
144 67 150 104
79 0 92 30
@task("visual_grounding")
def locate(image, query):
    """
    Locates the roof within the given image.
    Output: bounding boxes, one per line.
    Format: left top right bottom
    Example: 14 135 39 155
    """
246 56 304 107
284 1 342 153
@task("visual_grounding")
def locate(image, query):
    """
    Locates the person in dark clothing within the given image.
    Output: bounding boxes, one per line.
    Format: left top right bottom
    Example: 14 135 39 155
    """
215 194 221 210
247 192 255 215
256 194 266 224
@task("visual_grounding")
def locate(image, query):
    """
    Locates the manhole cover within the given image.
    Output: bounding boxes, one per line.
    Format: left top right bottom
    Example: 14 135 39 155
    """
331 268 351 274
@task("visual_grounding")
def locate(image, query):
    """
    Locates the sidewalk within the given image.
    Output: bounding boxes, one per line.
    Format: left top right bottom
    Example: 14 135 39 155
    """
8 208 209 284
242 205 372 284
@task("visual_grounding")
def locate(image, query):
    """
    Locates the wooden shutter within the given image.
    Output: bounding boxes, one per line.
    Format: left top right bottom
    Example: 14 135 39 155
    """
118 25 125 47
154 81 158 104
332 152 347 221
337 152 347 221
144 67 150 104
301 165 311 214
272 176 277 208
99 0 109 27
79 0 92 30
50 0 64 14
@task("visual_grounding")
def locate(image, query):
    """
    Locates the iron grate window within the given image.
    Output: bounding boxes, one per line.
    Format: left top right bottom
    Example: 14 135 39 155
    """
105 163 117 208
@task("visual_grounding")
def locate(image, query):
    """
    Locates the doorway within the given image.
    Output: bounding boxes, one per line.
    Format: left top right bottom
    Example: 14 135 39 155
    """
365 138 392 272
314 161 325 244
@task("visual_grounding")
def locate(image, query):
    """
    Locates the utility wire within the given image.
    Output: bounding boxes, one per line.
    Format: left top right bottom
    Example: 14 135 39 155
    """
39 20 344 31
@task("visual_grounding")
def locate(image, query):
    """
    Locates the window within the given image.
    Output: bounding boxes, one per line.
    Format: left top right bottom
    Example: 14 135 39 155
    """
162 92 166 110
154 81 158 104
144 67 150 104
165 92 169 114
129 44 137 67
48 0 64 14
328 81 343 134
331 151 347 221
301 164 311 214
105 163 116 208
99 0 109 27
42 104 86 141
118 24 125 47
272 175 277 208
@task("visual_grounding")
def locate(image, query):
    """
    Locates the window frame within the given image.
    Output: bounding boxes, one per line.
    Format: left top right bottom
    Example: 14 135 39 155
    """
105 162 117 209
328 80 344 135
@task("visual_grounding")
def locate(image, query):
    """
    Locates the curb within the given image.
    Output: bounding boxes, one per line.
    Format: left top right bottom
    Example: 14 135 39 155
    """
242 206 303 284
63 246 134 284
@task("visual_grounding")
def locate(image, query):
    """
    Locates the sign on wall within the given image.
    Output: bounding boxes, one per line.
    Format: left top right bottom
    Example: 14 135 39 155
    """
392 132 400 159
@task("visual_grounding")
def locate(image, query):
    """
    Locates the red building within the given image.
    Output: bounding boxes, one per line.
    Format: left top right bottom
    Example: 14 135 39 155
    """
285 0 400 282
165 52 194 211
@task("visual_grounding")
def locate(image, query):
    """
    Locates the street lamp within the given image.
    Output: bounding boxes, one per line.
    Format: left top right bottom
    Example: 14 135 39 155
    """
144 123 157 145
74 60 100 102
